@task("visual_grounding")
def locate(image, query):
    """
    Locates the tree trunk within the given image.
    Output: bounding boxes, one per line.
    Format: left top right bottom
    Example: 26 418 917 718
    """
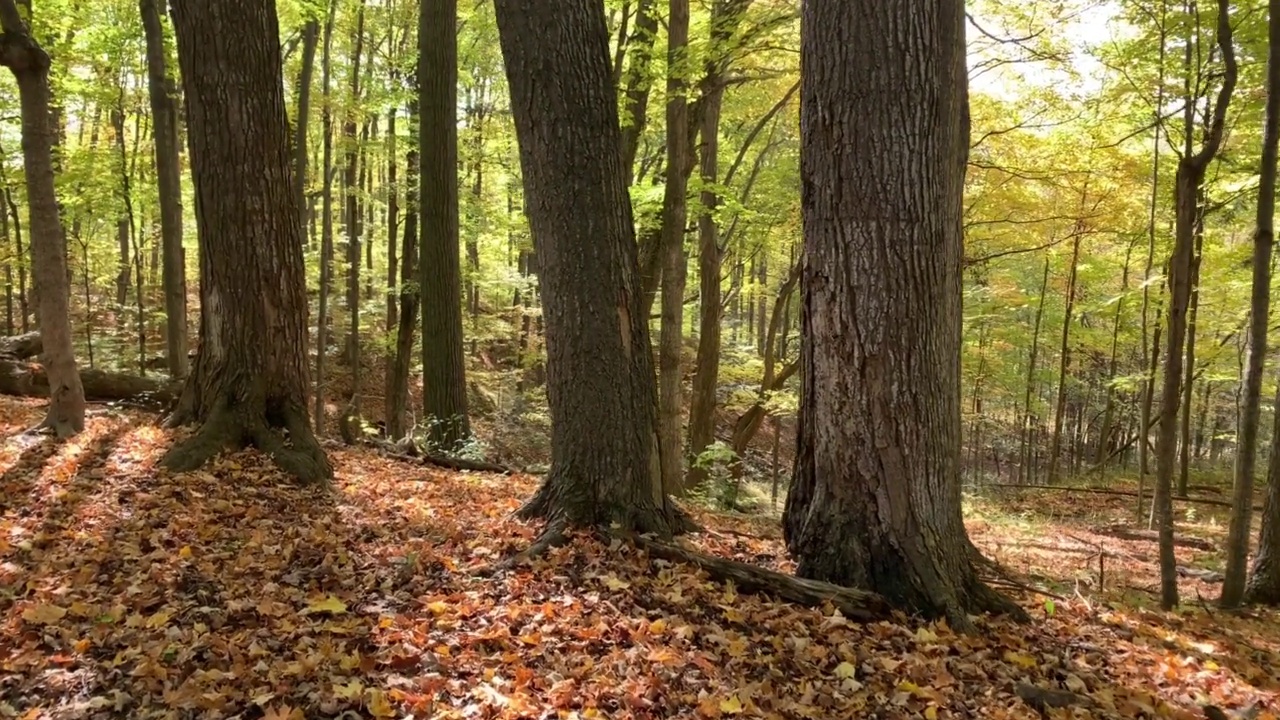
1047 222 1083 484
2 178 12 336
293 18 319 240
0 1 85 436
1232 0 1280 609
494 0 681 536
141 0 188 378
111 103 132 312
343 0 366 388
781 0 1017 629
387 133 419 441
618 0 657 186
1019 256 1050 485
1140 3 1168 484
383 104 400 373
313 0 338 434
163 0 330 483
419 0 471 448
1154 0 1235 609
1096 237 1136 467
1179 203 1204 497
657 0 691 496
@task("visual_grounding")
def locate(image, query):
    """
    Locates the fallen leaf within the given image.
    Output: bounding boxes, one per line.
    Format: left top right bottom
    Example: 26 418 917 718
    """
303 595 348 615
21 603 67 626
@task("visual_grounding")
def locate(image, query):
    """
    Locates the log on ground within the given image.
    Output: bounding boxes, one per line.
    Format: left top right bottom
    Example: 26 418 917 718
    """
0 359 179 408
0 332 42 360
1092 524 1217 551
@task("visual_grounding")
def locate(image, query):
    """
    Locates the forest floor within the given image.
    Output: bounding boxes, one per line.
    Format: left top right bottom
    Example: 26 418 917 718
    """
0 397 1277 720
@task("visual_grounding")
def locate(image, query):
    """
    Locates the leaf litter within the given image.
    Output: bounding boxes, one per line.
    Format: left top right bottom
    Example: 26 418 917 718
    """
0 399 1276 719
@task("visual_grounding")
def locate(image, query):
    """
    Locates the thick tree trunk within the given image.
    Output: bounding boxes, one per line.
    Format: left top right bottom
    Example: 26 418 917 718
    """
164 0 330 484
494 0 681 536
419 0 471 448
0 1 85 436
141 0 188 379
781 0 1017 629
1234 0 1280 609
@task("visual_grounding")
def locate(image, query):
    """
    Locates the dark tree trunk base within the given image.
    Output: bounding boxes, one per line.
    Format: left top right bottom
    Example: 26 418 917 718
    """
514 476 702 535
163 398 331 485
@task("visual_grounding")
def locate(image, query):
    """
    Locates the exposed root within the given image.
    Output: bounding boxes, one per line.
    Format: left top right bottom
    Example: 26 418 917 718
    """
474 519 569 577
668 502 703 535
967 575 1030 623
162 402 241 472
515 482 553 520
622 530 891 622
252 409 332 486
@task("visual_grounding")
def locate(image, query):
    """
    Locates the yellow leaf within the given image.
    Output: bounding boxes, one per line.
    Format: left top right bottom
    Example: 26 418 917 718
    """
178 546 193 559
602 575 631 590
1003 650 1038 669
333 679 364 700
426 600 449 615
719 695 744 714
366 688 395 718
146 609 173 628
649 618 668 634
834 661 857 679
925 705 938 720
915 626 939 643
22 603 67 626
304 596 348 615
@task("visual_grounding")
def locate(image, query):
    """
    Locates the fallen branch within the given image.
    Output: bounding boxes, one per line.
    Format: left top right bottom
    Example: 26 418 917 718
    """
978 483 1261 512
1092 524 1217 551
0 359 178 408
623 531 891 622
336 412 518 474
1014 682 1096 713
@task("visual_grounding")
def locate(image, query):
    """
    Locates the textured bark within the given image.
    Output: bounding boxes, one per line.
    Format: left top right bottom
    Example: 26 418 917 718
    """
781 0 1018 629
141 0 188 378
494 0 681 535
1236 0 1280 608
0 1 85 437
656 0 691 496
1154 0 1234 609
419 0 471 447
164 0 330 483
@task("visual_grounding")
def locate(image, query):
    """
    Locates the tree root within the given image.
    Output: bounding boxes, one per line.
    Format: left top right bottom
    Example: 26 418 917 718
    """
621 530 891 622
474 519 569 577
162 401 331 484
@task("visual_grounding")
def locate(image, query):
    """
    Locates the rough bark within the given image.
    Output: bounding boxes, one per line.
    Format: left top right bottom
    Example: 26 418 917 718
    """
164 0 330 484
781 0 1019 630
1154 0 1234 609
1236 0 1280 608
493 0 682 535
0 1 85 436
140 0 188 379
419 0 471 448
